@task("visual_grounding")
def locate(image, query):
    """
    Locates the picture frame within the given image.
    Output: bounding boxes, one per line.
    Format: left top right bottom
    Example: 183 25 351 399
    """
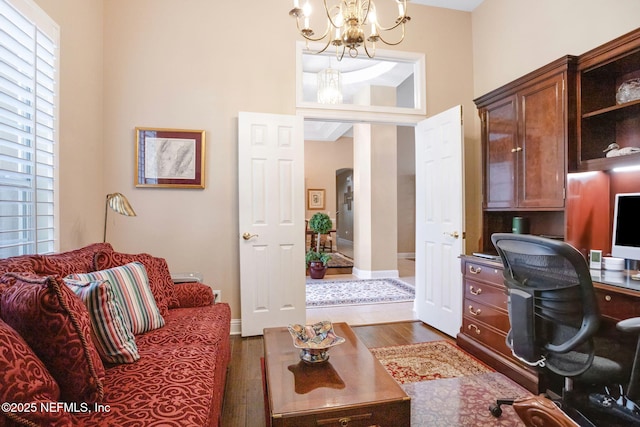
135 127 205 188
307 189 325 210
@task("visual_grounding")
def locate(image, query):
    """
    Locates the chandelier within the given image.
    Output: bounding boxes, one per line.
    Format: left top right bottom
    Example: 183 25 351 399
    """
317 68 343 104
289 0 410 61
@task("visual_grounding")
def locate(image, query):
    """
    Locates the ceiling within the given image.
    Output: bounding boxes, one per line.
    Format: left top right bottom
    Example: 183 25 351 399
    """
411 0 484 12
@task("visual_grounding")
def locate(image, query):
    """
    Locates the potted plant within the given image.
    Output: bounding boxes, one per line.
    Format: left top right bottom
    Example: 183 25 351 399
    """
306 212 333 279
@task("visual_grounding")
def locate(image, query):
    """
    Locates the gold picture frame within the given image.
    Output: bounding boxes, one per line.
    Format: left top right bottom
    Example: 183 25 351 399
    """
307 189 325 210
135 127 205 189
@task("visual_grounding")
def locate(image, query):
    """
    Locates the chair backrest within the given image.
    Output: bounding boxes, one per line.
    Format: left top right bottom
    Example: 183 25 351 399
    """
491 233 601 377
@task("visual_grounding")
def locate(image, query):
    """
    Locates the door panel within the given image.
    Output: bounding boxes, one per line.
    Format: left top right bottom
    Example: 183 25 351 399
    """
239 112 305 337
484 96 517 209
415 105 465 337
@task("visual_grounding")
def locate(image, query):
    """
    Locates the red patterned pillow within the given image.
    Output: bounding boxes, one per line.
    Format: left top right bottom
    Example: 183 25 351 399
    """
93 251 178 315
0 318 74 426
32 242 114 277
0 273 105 403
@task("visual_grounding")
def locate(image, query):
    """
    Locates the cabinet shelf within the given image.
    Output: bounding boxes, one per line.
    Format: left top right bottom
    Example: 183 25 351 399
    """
582 98 640 119
577 151 640 172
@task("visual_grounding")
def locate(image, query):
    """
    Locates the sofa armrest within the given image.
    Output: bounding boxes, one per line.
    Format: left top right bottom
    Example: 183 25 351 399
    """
173 282 214 308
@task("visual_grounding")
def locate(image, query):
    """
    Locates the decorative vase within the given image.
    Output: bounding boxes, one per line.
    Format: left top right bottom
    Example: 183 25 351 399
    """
308 261 328 279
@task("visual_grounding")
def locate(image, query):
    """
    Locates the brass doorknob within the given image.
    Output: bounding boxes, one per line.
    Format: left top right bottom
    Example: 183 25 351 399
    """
242 232 258 240
443 231 460 239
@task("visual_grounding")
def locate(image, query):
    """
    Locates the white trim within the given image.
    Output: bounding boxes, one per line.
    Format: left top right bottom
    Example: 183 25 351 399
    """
352 268 400 279
230 319 242 336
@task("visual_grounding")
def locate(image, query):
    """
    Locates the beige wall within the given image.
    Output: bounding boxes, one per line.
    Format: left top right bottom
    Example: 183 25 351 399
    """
472 0 640 97
304 137 354 222
35 0 105 250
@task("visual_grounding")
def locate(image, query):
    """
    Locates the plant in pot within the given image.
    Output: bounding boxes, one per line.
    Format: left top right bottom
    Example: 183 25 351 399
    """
306 212 332 279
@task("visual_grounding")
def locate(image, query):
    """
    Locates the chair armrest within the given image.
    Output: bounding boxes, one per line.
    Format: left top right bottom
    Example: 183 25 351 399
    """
173 282 214 308
617 317 640 334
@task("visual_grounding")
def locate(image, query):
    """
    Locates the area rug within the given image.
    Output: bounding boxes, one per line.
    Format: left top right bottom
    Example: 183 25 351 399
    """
371 341 532 426
370 341 493 384
306 278 415 307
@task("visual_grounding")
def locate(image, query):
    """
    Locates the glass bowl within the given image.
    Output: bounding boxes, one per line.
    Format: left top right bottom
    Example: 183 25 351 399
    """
287 321 345 364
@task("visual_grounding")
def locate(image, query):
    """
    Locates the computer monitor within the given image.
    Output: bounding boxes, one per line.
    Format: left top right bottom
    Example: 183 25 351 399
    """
611 192 640 261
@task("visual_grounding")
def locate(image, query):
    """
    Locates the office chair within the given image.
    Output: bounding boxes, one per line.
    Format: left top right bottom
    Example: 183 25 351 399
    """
489 233 640 426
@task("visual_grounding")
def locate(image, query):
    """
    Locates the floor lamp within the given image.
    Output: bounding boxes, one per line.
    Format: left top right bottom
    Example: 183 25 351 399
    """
103 192 136 242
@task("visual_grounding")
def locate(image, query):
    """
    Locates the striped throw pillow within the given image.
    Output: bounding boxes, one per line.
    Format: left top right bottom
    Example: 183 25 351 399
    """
67 262 165 334
64 278 140 364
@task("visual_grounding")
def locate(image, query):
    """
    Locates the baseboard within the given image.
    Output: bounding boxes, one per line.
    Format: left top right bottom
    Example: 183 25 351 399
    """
352 268 399 279
230 319 242 335
398 252 416 259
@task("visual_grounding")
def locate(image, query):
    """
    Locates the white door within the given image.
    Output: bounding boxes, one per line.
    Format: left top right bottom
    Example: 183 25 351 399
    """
415 105 465 337
238 112 306 337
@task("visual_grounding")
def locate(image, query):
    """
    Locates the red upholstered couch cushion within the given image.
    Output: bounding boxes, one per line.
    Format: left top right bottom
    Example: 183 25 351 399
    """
0 273 105 404
0 318 74 427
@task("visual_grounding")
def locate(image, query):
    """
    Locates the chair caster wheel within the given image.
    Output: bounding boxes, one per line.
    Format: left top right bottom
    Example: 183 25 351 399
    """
489 403 502 418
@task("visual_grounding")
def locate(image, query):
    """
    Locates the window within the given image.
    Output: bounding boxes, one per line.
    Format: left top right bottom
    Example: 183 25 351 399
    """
0 0 59 257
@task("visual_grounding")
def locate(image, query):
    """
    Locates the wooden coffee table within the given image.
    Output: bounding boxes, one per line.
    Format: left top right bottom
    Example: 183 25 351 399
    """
263 322 410 427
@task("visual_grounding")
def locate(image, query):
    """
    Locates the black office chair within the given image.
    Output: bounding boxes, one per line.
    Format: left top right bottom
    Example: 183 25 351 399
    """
489 233 640 426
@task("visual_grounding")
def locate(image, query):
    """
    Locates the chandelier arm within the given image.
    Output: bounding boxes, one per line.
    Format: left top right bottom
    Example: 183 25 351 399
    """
363 38 376 59
296 16 333 42
324 0 343 28
372 0 409 32
375 23 406 46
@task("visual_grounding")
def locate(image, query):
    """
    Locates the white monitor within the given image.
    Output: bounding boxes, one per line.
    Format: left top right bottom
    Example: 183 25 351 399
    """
611 192 640 261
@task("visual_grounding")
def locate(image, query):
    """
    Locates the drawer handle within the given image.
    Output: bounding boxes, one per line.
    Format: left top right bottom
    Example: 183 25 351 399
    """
605 295 612 302
469 266 482 274
468 305 482 316
340 418 349 427
468 324 481 334
470 286 482 295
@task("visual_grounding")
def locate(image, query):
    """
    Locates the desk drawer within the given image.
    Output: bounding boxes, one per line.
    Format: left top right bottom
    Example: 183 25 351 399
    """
462 317 512 360
595 288 640 321
464 260 503 285
272 399 410 427
464 279 508 309
464 298 510 332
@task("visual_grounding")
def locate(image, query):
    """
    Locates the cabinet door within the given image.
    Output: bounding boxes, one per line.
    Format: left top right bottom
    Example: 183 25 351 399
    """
483 95 517 209
517 73 566 208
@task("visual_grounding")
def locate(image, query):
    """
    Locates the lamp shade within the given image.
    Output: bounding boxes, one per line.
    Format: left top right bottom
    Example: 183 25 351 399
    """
107 193 136 216
104 193 136 242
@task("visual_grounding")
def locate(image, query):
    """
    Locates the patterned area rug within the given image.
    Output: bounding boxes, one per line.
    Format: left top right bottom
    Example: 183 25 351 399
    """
370 341 492 384
371 341 532 426
306 278 415 307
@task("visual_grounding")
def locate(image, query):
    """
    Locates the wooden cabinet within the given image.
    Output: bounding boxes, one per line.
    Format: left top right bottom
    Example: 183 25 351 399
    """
576 28 640 172
457 256 539 393
475 57 576 251
476 56 576 211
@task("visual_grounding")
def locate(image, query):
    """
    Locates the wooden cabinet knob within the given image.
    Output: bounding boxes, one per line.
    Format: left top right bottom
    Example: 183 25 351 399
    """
605 295 612 302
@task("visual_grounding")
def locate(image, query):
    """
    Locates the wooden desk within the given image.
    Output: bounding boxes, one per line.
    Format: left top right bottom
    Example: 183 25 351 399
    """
263 322 410 427
457 256 640 394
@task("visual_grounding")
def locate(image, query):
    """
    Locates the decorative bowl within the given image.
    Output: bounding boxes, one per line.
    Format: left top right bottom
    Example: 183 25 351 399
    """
287 321 345 364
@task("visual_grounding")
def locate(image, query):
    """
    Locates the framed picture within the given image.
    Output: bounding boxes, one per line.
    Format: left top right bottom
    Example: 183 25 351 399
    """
135 127 205 188
307 189 325 210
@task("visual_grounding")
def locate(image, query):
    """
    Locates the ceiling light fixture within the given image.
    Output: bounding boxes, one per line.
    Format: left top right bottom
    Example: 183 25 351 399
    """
290 0 410 61
317 68 343 104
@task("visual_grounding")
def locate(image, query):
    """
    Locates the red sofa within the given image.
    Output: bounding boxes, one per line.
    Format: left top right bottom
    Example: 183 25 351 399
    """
0 243 231 426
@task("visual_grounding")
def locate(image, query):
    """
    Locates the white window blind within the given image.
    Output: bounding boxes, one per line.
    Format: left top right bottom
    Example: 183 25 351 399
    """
0 0 59 257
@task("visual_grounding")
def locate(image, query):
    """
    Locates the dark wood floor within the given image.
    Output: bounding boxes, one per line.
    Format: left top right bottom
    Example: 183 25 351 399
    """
220 321 451 427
